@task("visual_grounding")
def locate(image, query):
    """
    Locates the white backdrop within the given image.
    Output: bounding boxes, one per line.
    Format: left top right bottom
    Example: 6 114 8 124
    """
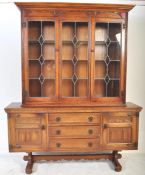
0 2 145 153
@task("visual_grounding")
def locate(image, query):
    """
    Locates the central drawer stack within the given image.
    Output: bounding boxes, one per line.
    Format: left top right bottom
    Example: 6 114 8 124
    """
48 113 101 152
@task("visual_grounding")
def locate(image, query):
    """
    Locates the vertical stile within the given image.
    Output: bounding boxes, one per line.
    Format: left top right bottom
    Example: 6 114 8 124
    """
91 17 95 99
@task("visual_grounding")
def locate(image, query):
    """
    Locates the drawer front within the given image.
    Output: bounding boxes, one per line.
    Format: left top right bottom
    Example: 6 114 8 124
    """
13 113 46 129
49 113 101 124
49 126 100 138
49 138 100 152
103 112 133 123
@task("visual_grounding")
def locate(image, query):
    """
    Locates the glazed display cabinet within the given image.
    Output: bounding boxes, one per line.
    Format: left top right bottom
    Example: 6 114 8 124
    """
5 3 142 174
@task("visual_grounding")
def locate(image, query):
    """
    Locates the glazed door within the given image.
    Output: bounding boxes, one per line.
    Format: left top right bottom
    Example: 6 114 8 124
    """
27 20 56 98
92 21 125 102
60 21 90 99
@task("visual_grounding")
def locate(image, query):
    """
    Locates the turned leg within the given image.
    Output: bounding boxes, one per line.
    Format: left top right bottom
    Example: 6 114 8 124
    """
23 152 34 174
111 151 122 172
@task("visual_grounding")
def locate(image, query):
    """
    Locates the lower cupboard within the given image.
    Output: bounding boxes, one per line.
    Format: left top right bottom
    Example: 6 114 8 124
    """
5 102 142 173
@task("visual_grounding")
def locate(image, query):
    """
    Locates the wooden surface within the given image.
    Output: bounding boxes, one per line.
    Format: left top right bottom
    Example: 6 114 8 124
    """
17 2 133 106
4 2 142 174
5 102 142 112
6 102 141 153
15 2 134 12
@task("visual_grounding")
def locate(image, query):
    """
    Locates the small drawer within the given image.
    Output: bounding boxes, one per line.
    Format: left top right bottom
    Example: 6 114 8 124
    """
11 113 47 129
12 113 46 124
49 113 101 124
49 138 100 152
49 126 100 138
103 112 132 123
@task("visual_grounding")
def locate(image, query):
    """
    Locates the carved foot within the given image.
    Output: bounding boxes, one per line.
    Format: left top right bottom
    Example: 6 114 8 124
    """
26 161 33 174
24 153 33 174
112 151 122 172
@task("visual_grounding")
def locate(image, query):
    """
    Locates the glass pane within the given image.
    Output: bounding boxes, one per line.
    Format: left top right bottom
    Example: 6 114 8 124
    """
29 80 41 97
28 21 56 97
95 61 106 79
42 60 55 78
62 22 74 41
28 21 41 40
62 80 74 97
75 80 87 97
42 21 55 41
29 60 41 78
108 62 120 79
94 22 121 97
43 43 55 60
76 44 88 60
42 80 55 97
29 43 41 59
76 61 88 78
108 80 119 97
61 22 89 97
76 22 88 41
62 61 73 78
95 23 107 41
108 43 121 60
109 23 121 42
95 44 107 60
62 43 74 60
94 80 106 97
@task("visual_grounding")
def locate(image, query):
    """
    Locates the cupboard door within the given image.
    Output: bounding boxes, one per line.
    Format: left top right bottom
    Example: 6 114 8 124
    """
61 22 90 98
93 22 122 98
102 112 139 150
8 113 47 152
28 21 56 97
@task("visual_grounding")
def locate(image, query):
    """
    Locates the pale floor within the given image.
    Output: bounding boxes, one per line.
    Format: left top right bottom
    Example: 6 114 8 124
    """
0 153 144 175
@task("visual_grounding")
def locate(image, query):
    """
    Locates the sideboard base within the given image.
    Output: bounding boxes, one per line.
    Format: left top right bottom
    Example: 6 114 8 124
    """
23 151 122 174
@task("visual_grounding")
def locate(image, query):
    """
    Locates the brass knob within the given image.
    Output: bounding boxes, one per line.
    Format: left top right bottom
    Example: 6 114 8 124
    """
56 130 61 135
88 142 93 147
88 116 93 122
40 125 45 130
56 143 61 148
88 129 93 135
56 117 61 122
103 124 108 129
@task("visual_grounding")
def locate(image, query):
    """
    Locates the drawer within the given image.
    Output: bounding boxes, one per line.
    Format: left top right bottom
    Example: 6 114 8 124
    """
49 126 100 138
11 113 47 129
11 113 46 124
49 138 100 152
49 113 101 124
103 112 133 123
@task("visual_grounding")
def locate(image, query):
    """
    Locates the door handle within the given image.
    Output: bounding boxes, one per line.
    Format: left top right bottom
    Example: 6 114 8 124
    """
103 124 108 129
40 125 46 130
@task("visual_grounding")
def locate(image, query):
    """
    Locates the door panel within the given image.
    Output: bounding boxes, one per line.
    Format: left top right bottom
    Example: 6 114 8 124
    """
8 113 47 152
102 112 138 150
28 21 56 98
93 22 122 98
61 21 90 98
